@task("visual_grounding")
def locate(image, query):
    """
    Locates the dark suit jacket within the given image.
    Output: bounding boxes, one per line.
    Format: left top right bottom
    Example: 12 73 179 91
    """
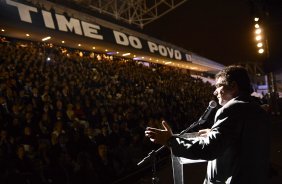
169 95 271 184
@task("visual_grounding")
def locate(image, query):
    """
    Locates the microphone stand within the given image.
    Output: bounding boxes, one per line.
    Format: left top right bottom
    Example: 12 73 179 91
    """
137 119 203 184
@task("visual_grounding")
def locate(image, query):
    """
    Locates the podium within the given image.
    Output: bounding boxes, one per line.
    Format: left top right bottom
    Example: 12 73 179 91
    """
171 133 207 184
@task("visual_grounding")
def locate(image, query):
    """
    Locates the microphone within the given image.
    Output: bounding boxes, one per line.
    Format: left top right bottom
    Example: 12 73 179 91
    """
197 100 217 125
179 100 218 135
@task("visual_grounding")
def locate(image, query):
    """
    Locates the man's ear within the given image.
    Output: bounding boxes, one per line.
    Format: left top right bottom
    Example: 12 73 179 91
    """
230 81 237 88
230 81 239 94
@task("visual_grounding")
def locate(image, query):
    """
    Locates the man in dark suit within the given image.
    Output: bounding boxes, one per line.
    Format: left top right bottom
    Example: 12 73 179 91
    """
145 65 271 184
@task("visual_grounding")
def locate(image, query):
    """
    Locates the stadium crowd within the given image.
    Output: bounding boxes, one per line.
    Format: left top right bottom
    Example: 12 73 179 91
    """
0 38 214 184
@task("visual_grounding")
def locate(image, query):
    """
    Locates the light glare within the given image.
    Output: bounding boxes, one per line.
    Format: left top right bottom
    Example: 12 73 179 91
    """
256 35 262 41
257 43 263 47
255 29 262 34
258 48 264 54
122 53 131 56
42 36 51 41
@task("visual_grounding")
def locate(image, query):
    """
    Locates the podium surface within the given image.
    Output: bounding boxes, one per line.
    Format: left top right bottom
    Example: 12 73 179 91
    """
171 133 207 184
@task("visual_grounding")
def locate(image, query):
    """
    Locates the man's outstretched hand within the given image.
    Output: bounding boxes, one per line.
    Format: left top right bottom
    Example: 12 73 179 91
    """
145 121 173 145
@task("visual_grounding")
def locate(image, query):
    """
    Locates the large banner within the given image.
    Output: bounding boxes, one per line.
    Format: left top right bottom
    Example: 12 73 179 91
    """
0 0 193 62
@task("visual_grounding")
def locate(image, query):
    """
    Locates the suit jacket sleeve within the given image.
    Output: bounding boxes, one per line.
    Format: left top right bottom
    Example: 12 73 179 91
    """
168 101 244 160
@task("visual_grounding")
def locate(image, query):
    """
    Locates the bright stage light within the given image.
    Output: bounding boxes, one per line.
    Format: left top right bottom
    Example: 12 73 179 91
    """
257 42 263 47
255 35 262 41
255 29 261 34
258 48 264 54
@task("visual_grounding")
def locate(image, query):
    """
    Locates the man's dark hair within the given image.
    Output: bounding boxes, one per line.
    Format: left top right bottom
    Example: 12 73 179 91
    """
216 65 253 94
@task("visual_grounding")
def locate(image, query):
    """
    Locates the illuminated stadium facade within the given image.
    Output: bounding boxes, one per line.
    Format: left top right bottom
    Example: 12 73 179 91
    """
0 0 225 75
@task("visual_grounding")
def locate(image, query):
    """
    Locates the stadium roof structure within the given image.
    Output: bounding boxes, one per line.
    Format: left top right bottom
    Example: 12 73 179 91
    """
0 0 225 74
48 0 188 29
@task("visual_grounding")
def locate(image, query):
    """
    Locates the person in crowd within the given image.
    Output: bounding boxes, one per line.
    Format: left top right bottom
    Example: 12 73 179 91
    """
8 145 35 183
145 65 271 184
95 143 119 184
73 151 101 184
0 129 14 159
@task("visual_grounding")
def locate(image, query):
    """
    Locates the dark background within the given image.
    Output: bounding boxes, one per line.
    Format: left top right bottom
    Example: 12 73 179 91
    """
143 0 282 71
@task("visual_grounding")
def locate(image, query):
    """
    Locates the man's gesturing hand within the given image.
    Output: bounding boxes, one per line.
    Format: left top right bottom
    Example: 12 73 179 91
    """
145 121 173 145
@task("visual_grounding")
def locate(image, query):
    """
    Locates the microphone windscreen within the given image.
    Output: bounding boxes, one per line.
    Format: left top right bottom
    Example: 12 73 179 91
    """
209 100 217 109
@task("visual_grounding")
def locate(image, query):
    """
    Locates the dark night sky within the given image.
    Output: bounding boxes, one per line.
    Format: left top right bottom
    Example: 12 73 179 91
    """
143 0 282 70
